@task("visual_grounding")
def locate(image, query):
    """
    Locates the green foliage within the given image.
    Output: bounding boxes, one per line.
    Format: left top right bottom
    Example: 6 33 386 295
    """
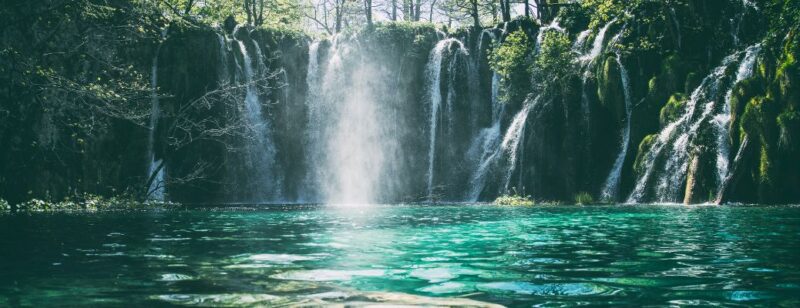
494 193 535 206
533 30 576 86
574 192 595 205
10 194 177 212
579 0 643 29
489 30 534 103
140 0 302 29
0 199 9 211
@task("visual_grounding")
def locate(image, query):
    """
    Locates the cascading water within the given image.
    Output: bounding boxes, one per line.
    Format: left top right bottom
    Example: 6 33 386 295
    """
501 100 535 192
574 20 616 185
536 18 565 51
425 38 467 199
600 31 633 201
467 23 564 200
146 28 167 201
466 72 504 201
304 34 408 204
232 27 282 201
300 41 322 202
574 30 591 51
714 44 762 191
578 20 615 64
627 44 761 203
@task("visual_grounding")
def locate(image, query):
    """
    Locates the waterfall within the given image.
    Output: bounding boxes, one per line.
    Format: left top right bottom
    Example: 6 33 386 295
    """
501 100 535 192
669 7 682 50
732 0 759 47
466 73 505 201
304 34 404 204
627 44 760 203
599 51 633 201
579 19 615 64
574 20 617 181
233 28 281 201
302 41 323 202
574 30 591 54
146 29 167 201
714 44 761 191
425 38 466 199
536 18 565 51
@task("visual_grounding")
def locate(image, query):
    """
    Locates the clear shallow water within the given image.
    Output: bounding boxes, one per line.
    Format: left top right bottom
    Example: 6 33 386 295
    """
1 204 800 306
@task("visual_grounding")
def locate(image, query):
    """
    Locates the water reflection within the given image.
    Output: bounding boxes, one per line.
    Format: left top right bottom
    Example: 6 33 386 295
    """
1 205 799 306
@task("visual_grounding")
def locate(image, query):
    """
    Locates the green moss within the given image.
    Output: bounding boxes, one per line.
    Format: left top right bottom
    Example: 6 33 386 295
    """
660 54 684 91
778 110 800 148
660 93 687 126
741 96 778 142
648 76 659 94
634 134 658 176
684 72 701 94
759 145 774 190
597 55 624 121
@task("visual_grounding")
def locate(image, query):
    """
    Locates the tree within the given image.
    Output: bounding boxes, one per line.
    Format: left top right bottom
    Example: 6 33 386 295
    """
364 0 373 27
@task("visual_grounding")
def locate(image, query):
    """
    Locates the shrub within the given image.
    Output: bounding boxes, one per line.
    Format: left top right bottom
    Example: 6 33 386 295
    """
0 199 10 211
494 193 535 206
574 192 595 205
489 29 535 103
533 30 575 86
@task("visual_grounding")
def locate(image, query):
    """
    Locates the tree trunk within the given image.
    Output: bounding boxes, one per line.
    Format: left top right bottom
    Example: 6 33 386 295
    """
414 0 421 21
537 0 548 22
404 0 412 21
392 0 397 20
365 0 373 27
471 0 480 28
524 0 530 18
257 0 265 26
500 0 511 22
429 0 437 21
335 0 342 33
244 0 252 26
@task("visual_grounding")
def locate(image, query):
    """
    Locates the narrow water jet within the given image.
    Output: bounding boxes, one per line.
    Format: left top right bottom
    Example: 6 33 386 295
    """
501 100 535 192
600 46 633 201
146 28 167 201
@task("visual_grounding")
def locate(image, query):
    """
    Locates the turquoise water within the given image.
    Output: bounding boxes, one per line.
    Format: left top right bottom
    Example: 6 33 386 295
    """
1 204 800 306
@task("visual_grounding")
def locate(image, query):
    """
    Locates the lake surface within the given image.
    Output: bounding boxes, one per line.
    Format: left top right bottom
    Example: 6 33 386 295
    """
1 204 800 306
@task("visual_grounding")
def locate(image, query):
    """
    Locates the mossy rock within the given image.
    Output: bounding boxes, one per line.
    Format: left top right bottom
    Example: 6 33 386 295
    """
741 96 779 143
661 54 685 92
684 71 702 94
597 55 625 122
634 134 658 176
758 144 776 201
776 56 799 109
778 110 800 150
660 93 687 127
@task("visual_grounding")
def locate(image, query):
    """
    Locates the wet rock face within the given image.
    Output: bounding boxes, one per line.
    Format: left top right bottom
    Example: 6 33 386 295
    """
3 1 800 205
